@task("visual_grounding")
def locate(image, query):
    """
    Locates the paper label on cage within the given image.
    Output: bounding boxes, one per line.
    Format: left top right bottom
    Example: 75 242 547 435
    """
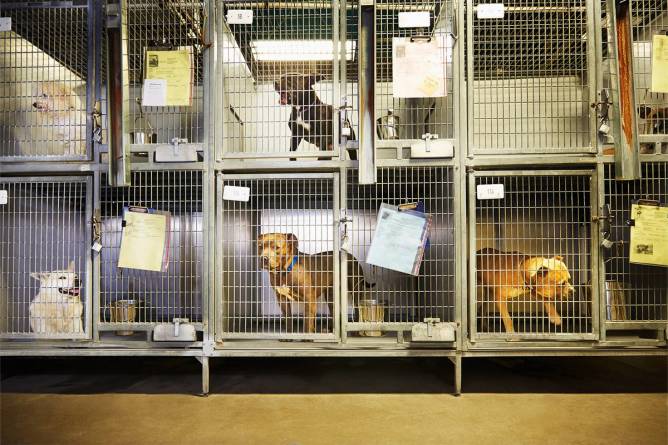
223 185 250 202
393 37 447 98
398 12 430 28
92 242 103 253
0 190 7 205
227 9 253 25
476 184 504 200
651 34 668 93
629 204 668 266
141 79 167 107
0 17 11 32
477 3 505 19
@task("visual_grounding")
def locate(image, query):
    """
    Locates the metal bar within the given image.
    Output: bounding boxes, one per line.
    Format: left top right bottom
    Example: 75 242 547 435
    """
357 1 376 184
608 0 640 179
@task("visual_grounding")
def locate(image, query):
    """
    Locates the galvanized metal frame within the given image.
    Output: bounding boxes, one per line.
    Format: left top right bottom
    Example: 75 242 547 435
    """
0 175 93 340
467 169 601 343
215 172 341 343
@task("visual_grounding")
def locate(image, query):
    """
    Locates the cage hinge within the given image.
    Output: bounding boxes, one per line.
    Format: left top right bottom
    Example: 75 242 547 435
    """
91 210 102 252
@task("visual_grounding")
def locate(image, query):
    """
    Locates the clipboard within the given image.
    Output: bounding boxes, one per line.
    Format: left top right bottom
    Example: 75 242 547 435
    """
629 200 668 267
118 206 171 272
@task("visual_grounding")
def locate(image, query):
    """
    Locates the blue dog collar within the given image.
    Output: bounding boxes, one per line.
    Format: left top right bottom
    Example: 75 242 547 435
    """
286 255 298 272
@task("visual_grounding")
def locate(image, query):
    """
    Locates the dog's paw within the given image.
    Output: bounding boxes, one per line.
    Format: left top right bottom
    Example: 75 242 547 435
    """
549 314 562 325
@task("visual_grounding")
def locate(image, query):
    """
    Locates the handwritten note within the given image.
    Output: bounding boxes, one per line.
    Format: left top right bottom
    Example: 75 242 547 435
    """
141 79 167 107
393 37 447 98
629 204 668 267
651 34 668 93
145 49 193 106
366 204 431 275
118 209 168 272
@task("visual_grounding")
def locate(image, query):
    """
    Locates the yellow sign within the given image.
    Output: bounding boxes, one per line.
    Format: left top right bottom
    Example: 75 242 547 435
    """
118 209 168 272
629 203 668 267
144 49 193 106
651 34 668 93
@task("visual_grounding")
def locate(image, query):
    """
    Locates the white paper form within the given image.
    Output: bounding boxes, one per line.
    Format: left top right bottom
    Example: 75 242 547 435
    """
141 79 167 107
392 37 447 98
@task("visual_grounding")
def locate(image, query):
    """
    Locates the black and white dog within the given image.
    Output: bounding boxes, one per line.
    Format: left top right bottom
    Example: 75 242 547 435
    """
274 73 356 160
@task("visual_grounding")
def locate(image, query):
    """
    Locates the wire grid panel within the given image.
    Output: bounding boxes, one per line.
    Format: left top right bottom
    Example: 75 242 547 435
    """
122 0 206 145
471 171 596 339
601 0 668 148
373 0 455 142
99 171 203 328
220 1 342 158
344 167 456 337
218 173 339 339
0 176 91 339
469 0 594 154
0 4 89 159
603 162 667 323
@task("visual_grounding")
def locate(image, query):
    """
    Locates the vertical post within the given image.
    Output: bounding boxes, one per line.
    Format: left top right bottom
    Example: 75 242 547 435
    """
198 356 210 396
609 0 640 180
106 0 131 186
449 355 462 396
358 0 376 184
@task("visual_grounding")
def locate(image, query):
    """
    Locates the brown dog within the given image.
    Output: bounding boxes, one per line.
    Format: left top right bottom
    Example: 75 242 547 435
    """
476 247 575 333
258 233 372 334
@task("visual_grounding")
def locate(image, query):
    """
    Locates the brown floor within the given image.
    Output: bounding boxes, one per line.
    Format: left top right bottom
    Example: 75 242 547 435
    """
1 356 667 445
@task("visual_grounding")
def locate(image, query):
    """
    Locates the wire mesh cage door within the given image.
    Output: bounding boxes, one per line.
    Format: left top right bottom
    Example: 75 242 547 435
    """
600 0 668 153
602 162 667 327
468 0 597 155
469 170 599 341
0 176 92 340
371 0 456 147
99 171 203 337
343 167 456 340
0 3 90 160
219 0 343 160
217 173 340 341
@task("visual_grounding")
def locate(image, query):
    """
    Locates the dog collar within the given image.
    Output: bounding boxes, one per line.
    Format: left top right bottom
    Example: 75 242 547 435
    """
286 255 298 272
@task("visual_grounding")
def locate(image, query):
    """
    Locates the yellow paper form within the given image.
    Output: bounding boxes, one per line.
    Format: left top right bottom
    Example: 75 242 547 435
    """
145 49 193 106
651 35 668 93
118 211 168 272
629 204 668 267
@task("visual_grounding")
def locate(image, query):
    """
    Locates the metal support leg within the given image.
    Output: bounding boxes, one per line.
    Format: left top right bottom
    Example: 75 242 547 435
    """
448 355 462 396
196 356 210 396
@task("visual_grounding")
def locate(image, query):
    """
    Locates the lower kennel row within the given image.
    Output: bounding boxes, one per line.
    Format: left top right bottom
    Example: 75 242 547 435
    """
0 164 666 344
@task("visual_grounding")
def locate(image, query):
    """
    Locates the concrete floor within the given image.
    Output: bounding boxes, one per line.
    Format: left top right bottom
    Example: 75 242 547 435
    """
1 356 667 445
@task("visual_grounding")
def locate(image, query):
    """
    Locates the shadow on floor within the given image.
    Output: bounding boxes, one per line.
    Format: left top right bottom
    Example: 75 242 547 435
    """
1 356 666 395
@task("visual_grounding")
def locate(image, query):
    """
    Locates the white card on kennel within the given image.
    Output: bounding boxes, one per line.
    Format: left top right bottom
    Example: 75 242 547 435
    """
476 184 505 200
0 190 7 205
393 37 447 98
223 185 250 202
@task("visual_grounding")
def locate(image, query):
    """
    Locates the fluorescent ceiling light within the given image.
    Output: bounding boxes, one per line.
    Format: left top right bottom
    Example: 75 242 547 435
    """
251 40 356 61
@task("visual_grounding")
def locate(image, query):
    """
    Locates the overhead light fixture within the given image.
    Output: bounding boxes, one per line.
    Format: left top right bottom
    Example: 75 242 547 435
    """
250 39 356 61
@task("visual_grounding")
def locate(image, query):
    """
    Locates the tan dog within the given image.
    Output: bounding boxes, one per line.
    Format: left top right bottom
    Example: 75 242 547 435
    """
29 261 83 335
258 233 372 334
476 247 575 333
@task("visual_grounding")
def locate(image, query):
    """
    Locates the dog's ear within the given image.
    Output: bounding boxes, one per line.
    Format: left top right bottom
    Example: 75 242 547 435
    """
306 74 326 87
285 233 298 255
30 272 45 281
553 255 564 262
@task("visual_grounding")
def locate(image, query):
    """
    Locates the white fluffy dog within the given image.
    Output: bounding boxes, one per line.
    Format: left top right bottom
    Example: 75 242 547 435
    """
29 261 83 335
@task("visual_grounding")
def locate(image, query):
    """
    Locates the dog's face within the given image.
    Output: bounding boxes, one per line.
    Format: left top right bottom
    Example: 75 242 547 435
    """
31 261 81 297
525 256 575 300
257 233 298 271
31 81 82 119
274 73 324 107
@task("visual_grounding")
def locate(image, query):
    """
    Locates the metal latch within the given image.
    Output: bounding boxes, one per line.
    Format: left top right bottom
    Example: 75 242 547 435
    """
92 101 103 143
411 318 456 342
153 318 197 342
422 133 439 153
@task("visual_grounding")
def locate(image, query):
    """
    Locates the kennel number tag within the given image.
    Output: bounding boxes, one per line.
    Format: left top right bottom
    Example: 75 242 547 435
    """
476 184 505 200
0 190 7 205
398 12 430 28
227 9 253 25
0 18 11 32
223 185 250 202
477 3 505 19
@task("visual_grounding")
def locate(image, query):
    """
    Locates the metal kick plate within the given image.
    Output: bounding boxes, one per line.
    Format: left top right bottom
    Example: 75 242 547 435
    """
411 321 456 342
153 323 197 342
410 139 454 158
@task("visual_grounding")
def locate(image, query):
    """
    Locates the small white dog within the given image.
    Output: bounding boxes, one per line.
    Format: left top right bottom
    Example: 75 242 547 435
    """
29 261 83 335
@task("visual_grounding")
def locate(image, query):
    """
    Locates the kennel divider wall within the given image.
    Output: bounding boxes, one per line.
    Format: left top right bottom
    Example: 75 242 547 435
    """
216 173 340 341
468 170 599 341
98 170 204 336
0 176 93 339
